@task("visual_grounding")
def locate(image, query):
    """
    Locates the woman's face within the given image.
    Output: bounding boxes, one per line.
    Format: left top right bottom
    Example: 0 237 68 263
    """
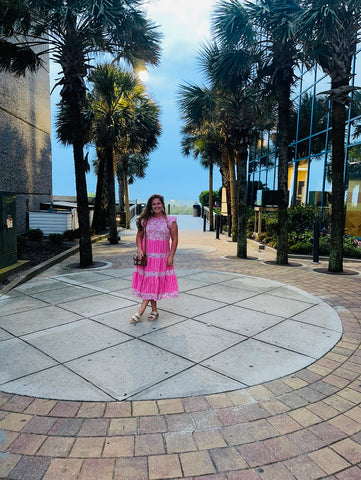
151 197 163 215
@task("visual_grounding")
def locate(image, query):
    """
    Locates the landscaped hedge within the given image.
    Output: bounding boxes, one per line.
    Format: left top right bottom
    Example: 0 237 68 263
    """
248 205 361 258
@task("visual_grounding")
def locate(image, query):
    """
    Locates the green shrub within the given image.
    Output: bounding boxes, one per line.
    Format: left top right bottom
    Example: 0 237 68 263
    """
25 228 43 241
48 233 63 245
343 236 361 258
63 228 80 240
63 229 75 241
319 235 330 255
289 242 312 254
262 213 278 241
287 205 331 233
17 235 26 254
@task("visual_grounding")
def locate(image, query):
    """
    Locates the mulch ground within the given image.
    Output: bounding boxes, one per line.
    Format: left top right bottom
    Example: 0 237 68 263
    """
17 239 78 267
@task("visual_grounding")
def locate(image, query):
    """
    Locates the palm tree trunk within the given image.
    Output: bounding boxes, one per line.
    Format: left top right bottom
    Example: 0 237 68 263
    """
220 164 231 232
237 144 248 258
276 79 291 265
92 151 106 233
123 169 130 229
69 100 93 267
209 163 214 231
116 170 125 227
105 146 118 244
329 89 346 272
227 147 238 242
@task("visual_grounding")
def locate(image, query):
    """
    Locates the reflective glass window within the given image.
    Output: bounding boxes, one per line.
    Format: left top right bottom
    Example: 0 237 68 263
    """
345 146 361 236
288 163 295 207
295 160 308 205
308 154 326 206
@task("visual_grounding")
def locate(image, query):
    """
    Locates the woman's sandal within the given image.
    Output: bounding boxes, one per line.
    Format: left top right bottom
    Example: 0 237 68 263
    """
130 313 142 324
148 311 159 322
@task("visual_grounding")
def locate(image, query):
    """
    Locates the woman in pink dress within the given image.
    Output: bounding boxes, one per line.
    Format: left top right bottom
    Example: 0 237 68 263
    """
130 194 179 323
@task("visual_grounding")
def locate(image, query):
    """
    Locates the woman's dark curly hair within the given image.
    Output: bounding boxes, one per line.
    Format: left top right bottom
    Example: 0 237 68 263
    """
136 194 167 230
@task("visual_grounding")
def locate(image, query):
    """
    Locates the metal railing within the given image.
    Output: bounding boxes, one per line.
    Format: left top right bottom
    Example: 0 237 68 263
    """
129 203 137 222
202 206 216 229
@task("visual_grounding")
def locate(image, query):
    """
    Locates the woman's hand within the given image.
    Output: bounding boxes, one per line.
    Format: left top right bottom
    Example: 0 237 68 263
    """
137 249 144 258
167 254 174 267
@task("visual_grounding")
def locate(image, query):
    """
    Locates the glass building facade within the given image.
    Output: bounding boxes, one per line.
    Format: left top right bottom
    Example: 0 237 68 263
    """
248 48 361 238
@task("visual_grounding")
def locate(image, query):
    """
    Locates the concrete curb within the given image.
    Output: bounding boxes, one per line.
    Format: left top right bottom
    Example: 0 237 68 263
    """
0 234 108 294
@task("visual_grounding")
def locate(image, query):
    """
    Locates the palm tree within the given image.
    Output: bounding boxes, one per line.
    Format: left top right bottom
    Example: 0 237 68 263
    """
91 148 107 233
197 38 272 256
213 0 303 264
88 64 144 243
181 122 223 231
117 153 149 228
2 0 161 265
0 0 42 74
178 82 225 233
298 0 361 272
115 92 161 228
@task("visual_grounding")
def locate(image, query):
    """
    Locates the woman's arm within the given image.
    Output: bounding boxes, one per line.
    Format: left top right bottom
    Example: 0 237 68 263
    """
136 229 145 258
167 220 178 266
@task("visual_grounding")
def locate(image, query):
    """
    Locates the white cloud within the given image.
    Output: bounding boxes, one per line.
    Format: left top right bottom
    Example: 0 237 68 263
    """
146 0 216 52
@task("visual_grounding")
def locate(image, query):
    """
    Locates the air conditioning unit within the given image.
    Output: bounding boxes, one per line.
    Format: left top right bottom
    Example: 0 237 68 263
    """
255 190 279 207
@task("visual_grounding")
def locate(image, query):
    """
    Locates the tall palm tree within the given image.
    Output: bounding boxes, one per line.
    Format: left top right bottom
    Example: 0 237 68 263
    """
117 153 149 228
181 122 223 231
298 0 361 272
88 64 144 243
91 148 107 233
2 0 161 265
198 39 271 256
115 93 161 228
213 0 303 264
178 83 227 234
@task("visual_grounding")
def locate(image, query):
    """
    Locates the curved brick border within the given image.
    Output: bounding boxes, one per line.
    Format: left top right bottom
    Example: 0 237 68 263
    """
1 234 361 479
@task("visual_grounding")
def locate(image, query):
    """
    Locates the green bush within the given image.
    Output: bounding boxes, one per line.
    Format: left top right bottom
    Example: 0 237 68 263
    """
63 228 80 240
17 235 26 254
25 228 43 241
247 212 255 237
262 212 278 242
287 205 331 233
255 203 361 258
199 189 221 207
289 242 312 254
288 233 361 258
48 233 63 245
343 236 361 258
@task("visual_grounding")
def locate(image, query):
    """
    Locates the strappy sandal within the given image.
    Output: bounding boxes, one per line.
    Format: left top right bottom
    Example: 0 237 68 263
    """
148 311 159 322
130 313 142 324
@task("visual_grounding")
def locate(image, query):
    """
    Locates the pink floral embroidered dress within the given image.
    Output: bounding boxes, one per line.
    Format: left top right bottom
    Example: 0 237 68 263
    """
131 215 178 300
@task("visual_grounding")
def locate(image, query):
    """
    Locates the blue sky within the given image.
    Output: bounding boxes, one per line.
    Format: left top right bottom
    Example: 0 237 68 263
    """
51 0 222 206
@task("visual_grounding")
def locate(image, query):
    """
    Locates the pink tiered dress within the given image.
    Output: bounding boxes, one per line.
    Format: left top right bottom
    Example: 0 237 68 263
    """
131 215 179 300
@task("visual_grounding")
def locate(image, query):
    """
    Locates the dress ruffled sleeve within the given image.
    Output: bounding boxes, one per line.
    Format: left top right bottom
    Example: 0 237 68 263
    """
167 216 177 228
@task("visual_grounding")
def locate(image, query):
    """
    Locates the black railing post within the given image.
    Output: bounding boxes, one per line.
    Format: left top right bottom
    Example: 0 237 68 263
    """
312 220 320 263
228 215 232 237
216 214 220 239
203 214 206 232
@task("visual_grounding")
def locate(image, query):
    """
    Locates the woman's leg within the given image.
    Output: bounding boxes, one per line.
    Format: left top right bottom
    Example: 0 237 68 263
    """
139 299 149 316
130 299 149 323
148 300 159 321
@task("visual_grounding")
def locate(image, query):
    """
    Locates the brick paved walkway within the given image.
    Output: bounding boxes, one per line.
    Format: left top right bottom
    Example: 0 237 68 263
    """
1 224 361 479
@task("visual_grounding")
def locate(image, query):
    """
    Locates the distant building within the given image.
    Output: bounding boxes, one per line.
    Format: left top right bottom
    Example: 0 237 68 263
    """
0 54 52 233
